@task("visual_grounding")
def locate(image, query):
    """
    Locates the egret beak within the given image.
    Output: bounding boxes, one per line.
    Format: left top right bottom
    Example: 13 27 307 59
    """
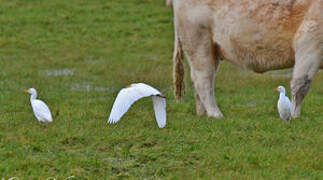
24 89 29 93
274 88 279 91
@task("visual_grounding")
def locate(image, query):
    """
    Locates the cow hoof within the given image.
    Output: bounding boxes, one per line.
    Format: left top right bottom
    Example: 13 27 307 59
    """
291 109 301 119
292 114 300 119
207 112 224 119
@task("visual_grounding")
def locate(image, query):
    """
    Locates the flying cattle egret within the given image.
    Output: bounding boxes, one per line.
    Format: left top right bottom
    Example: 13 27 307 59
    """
24 88 53 123
275 86 291 121
108 83 166 128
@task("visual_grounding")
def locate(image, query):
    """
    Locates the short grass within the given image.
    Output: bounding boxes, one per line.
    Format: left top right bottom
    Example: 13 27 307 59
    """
0 0 322 179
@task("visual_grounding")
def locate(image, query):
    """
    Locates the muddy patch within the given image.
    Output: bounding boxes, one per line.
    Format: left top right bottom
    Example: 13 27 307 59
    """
266 69 293 79
0 70 7 76
41 69 75 76
85 57 106 63
71 82 113 92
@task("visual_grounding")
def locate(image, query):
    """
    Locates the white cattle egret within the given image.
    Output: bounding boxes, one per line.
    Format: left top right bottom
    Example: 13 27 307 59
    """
24 88 53 123
275 86 291 121
108 83 166 128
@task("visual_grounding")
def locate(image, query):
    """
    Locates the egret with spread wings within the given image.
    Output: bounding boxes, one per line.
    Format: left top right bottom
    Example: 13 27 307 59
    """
108 83 166 128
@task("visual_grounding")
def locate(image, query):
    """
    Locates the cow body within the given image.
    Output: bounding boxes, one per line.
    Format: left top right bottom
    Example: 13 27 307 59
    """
170 0 323 118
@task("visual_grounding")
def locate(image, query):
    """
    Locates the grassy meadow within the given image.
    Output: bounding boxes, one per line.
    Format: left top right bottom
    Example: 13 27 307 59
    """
0 0 322 179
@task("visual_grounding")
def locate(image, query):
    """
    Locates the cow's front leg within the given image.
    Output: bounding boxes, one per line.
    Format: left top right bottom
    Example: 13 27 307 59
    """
291 17 322 118
291 51 321 118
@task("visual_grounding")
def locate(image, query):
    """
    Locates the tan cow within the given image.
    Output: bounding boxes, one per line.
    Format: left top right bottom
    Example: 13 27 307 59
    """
168 0 323 118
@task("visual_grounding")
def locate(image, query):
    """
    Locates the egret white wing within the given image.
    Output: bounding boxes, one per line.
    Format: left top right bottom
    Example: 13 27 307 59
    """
277 96 291 121
108 83 164 125
108 85 156 123
152 96 166 128
132 83 162 97
285 96 291 108
32 100 53 122
283 96 291 120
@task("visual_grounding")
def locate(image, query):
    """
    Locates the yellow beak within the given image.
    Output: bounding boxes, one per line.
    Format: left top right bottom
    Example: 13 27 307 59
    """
24 89 29 93
274 88 279 91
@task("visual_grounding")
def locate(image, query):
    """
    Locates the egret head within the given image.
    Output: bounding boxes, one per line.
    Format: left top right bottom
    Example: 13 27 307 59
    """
275 86 286 94
24 88 37 97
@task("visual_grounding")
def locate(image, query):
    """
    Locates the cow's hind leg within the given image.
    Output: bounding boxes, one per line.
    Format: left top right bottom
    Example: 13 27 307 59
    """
291 17 322 118
194 92 206 116
179 27 223 118
190 50 223 118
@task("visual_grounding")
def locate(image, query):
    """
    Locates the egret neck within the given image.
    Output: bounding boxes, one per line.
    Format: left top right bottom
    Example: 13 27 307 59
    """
279 90 285 99
30 92 37 100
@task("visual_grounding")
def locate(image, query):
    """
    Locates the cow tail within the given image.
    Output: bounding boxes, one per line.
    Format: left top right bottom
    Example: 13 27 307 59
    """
166 0 172 7
173 24 185 101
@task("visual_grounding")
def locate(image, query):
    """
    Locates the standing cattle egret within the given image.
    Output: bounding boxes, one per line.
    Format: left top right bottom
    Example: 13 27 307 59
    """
108 83 166 128
24 88 53 123
275 86 291 121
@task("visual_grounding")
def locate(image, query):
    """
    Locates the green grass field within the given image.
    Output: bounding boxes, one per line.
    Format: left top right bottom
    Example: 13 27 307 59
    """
0 0 322 179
